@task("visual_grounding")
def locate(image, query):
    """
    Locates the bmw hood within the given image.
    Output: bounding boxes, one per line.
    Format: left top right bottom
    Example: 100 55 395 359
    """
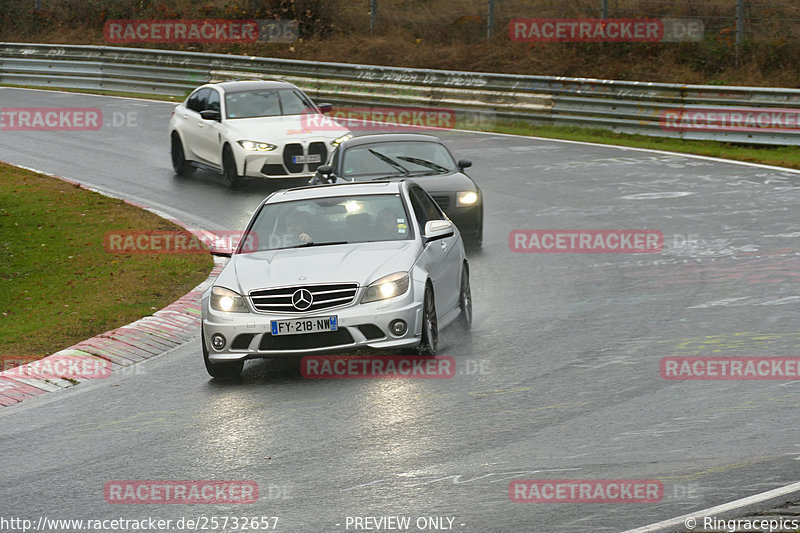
215 240 417 294
225 115 350 142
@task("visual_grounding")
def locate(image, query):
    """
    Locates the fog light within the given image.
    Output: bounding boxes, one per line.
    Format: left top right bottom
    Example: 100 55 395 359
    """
211 334 226 350
390 320 408 336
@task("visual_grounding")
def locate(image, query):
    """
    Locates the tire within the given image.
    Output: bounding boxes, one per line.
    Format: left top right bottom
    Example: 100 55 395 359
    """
202 327 244 378
417 284 438 355
456 264 472 333
171 133 195 177
222 145 241 189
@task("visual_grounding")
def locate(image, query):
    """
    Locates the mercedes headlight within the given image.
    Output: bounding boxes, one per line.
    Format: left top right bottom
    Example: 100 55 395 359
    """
456 191 479 207
331 133 354 147
210 286 249 312
361 272 410 303
238 140 277 152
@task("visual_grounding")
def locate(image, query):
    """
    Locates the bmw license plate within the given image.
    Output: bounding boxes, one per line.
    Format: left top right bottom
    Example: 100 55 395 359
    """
292 154 322 164
271 316 338 336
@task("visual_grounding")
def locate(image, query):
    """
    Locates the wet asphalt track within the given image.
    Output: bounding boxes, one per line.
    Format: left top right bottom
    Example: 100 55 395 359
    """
1 87 799 532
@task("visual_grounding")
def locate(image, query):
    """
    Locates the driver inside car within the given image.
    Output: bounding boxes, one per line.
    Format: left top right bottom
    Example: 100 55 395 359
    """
285 210 314 244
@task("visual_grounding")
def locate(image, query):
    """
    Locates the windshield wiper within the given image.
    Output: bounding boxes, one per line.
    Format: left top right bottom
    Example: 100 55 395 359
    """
396 156 450 173
369 149 409 175
281 241 349 249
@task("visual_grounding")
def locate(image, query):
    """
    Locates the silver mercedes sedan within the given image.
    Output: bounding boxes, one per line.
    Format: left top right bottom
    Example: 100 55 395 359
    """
200 180 472 378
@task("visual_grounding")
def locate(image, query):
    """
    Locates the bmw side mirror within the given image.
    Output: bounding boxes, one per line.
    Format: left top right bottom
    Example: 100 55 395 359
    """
200 110 221 122
318 103 333 114
457 159 472 170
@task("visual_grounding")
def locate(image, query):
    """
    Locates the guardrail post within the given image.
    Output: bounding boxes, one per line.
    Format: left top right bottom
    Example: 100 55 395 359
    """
601 0 609 18
370 0 378 33
487 0 495 39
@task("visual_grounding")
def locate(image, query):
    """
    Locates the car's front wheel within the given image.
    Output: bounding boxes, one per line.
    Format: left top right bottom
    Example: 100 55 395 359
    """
171 133 195 177
221 145 241 189
455 264 472 333
417 284 438 355
202 327 244 378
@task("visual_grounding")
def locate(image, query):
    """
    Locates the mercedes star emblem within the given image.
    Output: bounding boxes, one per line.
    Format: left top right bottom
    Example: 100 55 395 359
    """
291 288 313 311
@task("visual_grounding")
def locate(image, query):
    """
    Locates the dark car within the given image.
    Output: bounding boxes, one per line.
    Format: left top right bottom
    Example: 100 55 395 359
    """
310 133 483 247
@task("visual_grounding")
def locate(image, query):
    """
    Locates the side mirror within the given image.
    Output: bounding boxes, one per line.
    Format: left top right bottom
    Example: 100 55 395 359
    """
314 164 335 184
208 244 232 257
424 220 454 241
200 109 221 122
318 103 333 114
457 159 472 170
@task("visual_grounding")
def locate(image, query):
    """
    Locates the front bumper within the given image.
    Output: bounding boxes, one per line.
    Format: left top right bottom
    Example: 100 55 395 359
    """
202 293 424 362
238 139 332 179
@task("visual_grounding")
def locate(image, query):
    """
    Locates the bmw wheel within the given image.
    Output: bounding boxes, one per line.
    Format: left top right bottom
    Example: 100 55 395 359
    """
417 284 438 355
202 326 244 378
222 145 241 189
171 133 195 177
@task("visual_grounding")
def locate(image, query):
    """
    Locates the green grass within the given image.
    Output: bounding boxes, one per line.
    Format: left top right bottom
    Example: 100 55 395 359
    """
0 163 212 358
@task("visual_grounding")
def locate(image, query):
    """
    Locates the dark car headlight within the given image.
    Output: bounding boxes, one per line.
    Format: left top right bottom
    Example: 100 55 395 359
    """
456 191 479 207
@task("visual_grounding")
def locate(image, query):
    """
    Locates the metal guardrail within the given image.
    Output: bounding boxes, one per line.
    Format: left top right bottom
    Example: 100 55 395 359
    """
1 42 799 145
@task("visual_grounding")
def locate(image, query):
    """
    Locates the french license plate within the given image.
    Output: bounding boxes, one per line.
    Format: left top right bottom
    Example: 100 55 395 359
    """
271 316 338 336
292 154 321 164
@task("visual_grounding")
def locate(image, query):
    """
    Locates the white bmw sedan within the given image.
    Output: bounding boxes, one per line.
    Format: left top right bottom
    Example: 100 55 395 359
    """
201 180 472 378
169 80 352 187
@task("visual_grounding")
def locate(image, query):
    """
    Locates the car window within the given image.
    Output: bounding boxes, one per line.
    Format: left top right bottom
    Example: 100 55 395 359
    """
225 88 315 119
408 185 444 233
186 88 210 113
245 194 413 251
280 90 315 115
206 89 220 113
342 141 457 178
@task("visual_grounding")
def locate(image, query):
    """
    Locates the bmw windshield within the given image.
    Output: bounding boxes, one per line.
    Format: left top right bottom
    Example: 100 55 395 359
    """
244 194 414 251
224 88 317 119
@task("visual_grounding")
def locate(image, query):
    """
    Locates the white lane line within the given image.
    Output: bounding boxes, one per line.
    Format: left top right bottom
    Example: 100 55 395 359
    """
622 480 800 533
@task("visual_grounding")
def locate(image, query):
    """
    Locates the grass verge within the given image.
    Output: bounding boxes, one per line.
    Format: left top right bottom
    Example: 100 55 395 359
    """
0 162 212 358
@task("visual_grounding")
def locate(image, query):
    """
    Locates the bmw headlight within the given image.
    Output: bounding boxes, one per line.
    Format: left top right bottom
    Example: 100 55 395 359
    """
456 190 479 207
238 140 277 152
210 286 249 313
361 272 410 303
331 133 353 147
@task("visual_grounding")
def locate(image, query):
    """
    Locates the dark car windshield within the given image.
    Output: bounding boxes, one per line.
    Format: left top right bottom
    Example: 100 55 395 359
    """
244 194 413 251
341 141 457 178
224 88 316 119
